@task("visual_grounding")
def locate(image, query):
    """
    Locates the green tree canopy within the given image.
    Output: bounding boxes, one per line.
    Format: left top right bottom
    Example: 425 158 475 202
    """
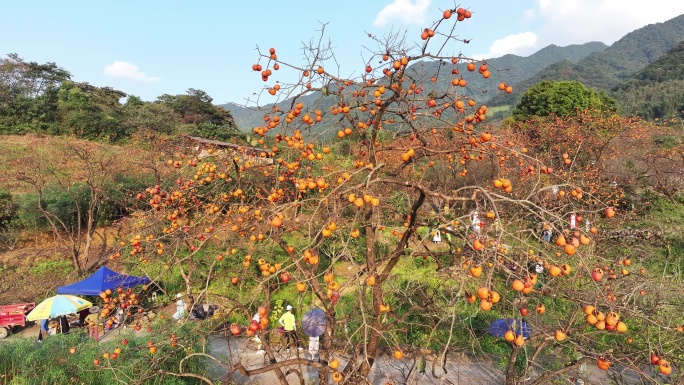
0 53 71 133
512 80 616 121
56 81 127 141
157 88 238 140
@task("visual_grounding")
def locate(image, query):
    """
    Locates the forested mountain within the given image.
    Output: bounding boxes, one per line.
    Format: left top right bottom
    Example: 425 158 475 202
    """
487 14 684 109
222 42 606 133
226 13 684 130
613 41 684 120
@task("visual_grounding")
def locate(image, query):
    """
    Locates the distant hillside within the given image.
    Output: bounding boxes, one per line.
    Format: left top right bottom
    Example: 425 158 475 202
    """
398 41 606 98
224 89 341 140
488 14 684 109
221 42 606 133
479 41 609 87
613 41 684 120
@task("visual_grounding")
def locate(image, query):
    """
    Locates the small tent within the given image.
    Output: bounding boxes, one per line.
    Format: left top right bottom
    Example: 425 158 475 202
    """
57 266 151 296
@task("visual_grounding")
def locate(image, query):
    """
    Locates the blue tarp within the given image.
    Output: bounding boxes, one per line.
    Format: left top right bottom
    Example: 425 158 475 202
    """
487 318 532 338
56 266 151 296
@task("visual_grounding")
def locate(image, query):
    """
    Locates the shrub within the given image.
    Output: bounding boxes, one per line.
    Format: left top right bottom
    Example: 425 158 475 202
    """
0 190 18 229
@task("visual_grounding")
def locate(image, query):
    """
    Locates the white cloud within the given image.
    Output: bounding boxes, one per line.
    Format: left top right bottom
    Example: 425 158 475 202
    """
472 32 538 60
471 0 684 60
373 0 431 27
535 0 684 47
522 9 536 22
103 61 160 83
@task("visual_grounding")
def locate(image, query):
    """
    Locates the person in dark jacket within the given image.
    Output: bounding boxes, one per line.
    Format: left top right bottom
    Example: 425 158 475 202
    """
78 308 90 327
58 315 70 334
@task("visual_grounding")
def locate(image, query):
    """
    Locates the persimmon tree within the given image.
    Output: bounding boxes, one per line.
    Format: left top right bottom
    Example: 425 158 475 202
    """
113 6 683 385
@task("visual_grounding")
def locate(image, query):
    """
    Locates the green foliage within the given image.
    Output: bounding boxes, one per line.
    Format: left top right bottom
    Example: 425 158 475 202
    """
0 54 70 135
613 41 684 120
0 189 18 228
14 173 148 232
0 325 206 384
121 99 180 136
28 258 72 277
512 80 617 120
183 122 238 142
1 56 237 142
17 184 89 230
268 299 286 328
99 173 156 224
55 81 128 141
157 88 237 139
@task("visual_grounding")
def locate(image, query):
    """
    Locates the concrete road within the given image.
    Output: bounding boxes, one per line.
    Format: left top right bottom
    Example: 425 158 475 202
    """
207 335 506 385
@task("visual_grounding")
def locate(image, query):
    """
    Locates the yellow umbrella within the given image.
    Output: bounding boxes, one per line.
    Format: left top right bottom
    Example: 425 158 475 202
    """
27 295 93 321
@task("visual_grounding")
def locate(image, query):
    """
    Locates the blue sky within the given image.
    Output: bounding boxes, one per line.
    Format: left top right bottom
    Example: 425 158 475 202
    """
3 0 684 106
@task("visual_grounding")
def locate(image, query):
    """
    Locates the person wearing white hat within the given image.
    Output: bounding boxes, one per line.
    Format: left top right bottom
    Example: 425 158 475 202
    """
172 293 186 320
279 305 301 352
85 306 101 340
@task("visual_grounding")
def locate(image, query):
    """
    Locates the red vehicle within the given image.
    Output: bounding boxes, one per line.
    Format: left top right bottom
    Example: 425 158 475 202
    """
0 303 35 339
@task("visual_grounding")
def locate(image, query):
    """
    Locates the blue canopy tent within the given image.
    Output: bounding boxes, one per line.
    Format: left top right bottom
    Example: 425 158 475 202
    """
57 266 151 296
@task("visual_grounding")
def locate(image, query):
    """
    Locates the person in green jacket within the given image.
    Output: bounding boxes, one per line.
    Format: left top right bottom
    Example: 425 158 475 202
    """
279 305 301 351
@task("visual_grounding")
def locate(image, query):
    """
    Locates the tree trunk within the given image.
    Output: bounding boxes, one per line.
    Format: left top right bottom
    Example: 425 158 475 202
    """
505 344 522 385
71 246 82 274
360 204 381 377
318 307 336 384
359 192 425 378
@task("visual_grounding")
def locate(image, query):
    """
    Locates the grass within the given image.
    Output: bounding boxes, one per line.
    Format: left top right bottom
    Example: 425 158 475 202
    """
0 134 159 203
488 105 512 114
0 322 207 385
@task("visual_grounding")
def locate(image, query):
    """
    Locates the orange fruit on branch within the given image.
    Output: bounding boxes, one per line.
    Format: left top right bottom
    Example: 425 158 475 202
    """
473 239 485 251
514 334 525 346
555 330 567 342
512 279 525 292
597 357 611 370
480 299 493 311
469 265 482 277
555 235 567 247
579 234 591 245
659 360 672 375
563 244 576 255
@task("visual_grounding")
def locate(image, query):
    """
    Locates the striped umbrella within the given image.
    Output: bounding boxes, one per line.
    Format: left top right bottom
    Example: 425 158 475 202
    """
26 295 93 321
